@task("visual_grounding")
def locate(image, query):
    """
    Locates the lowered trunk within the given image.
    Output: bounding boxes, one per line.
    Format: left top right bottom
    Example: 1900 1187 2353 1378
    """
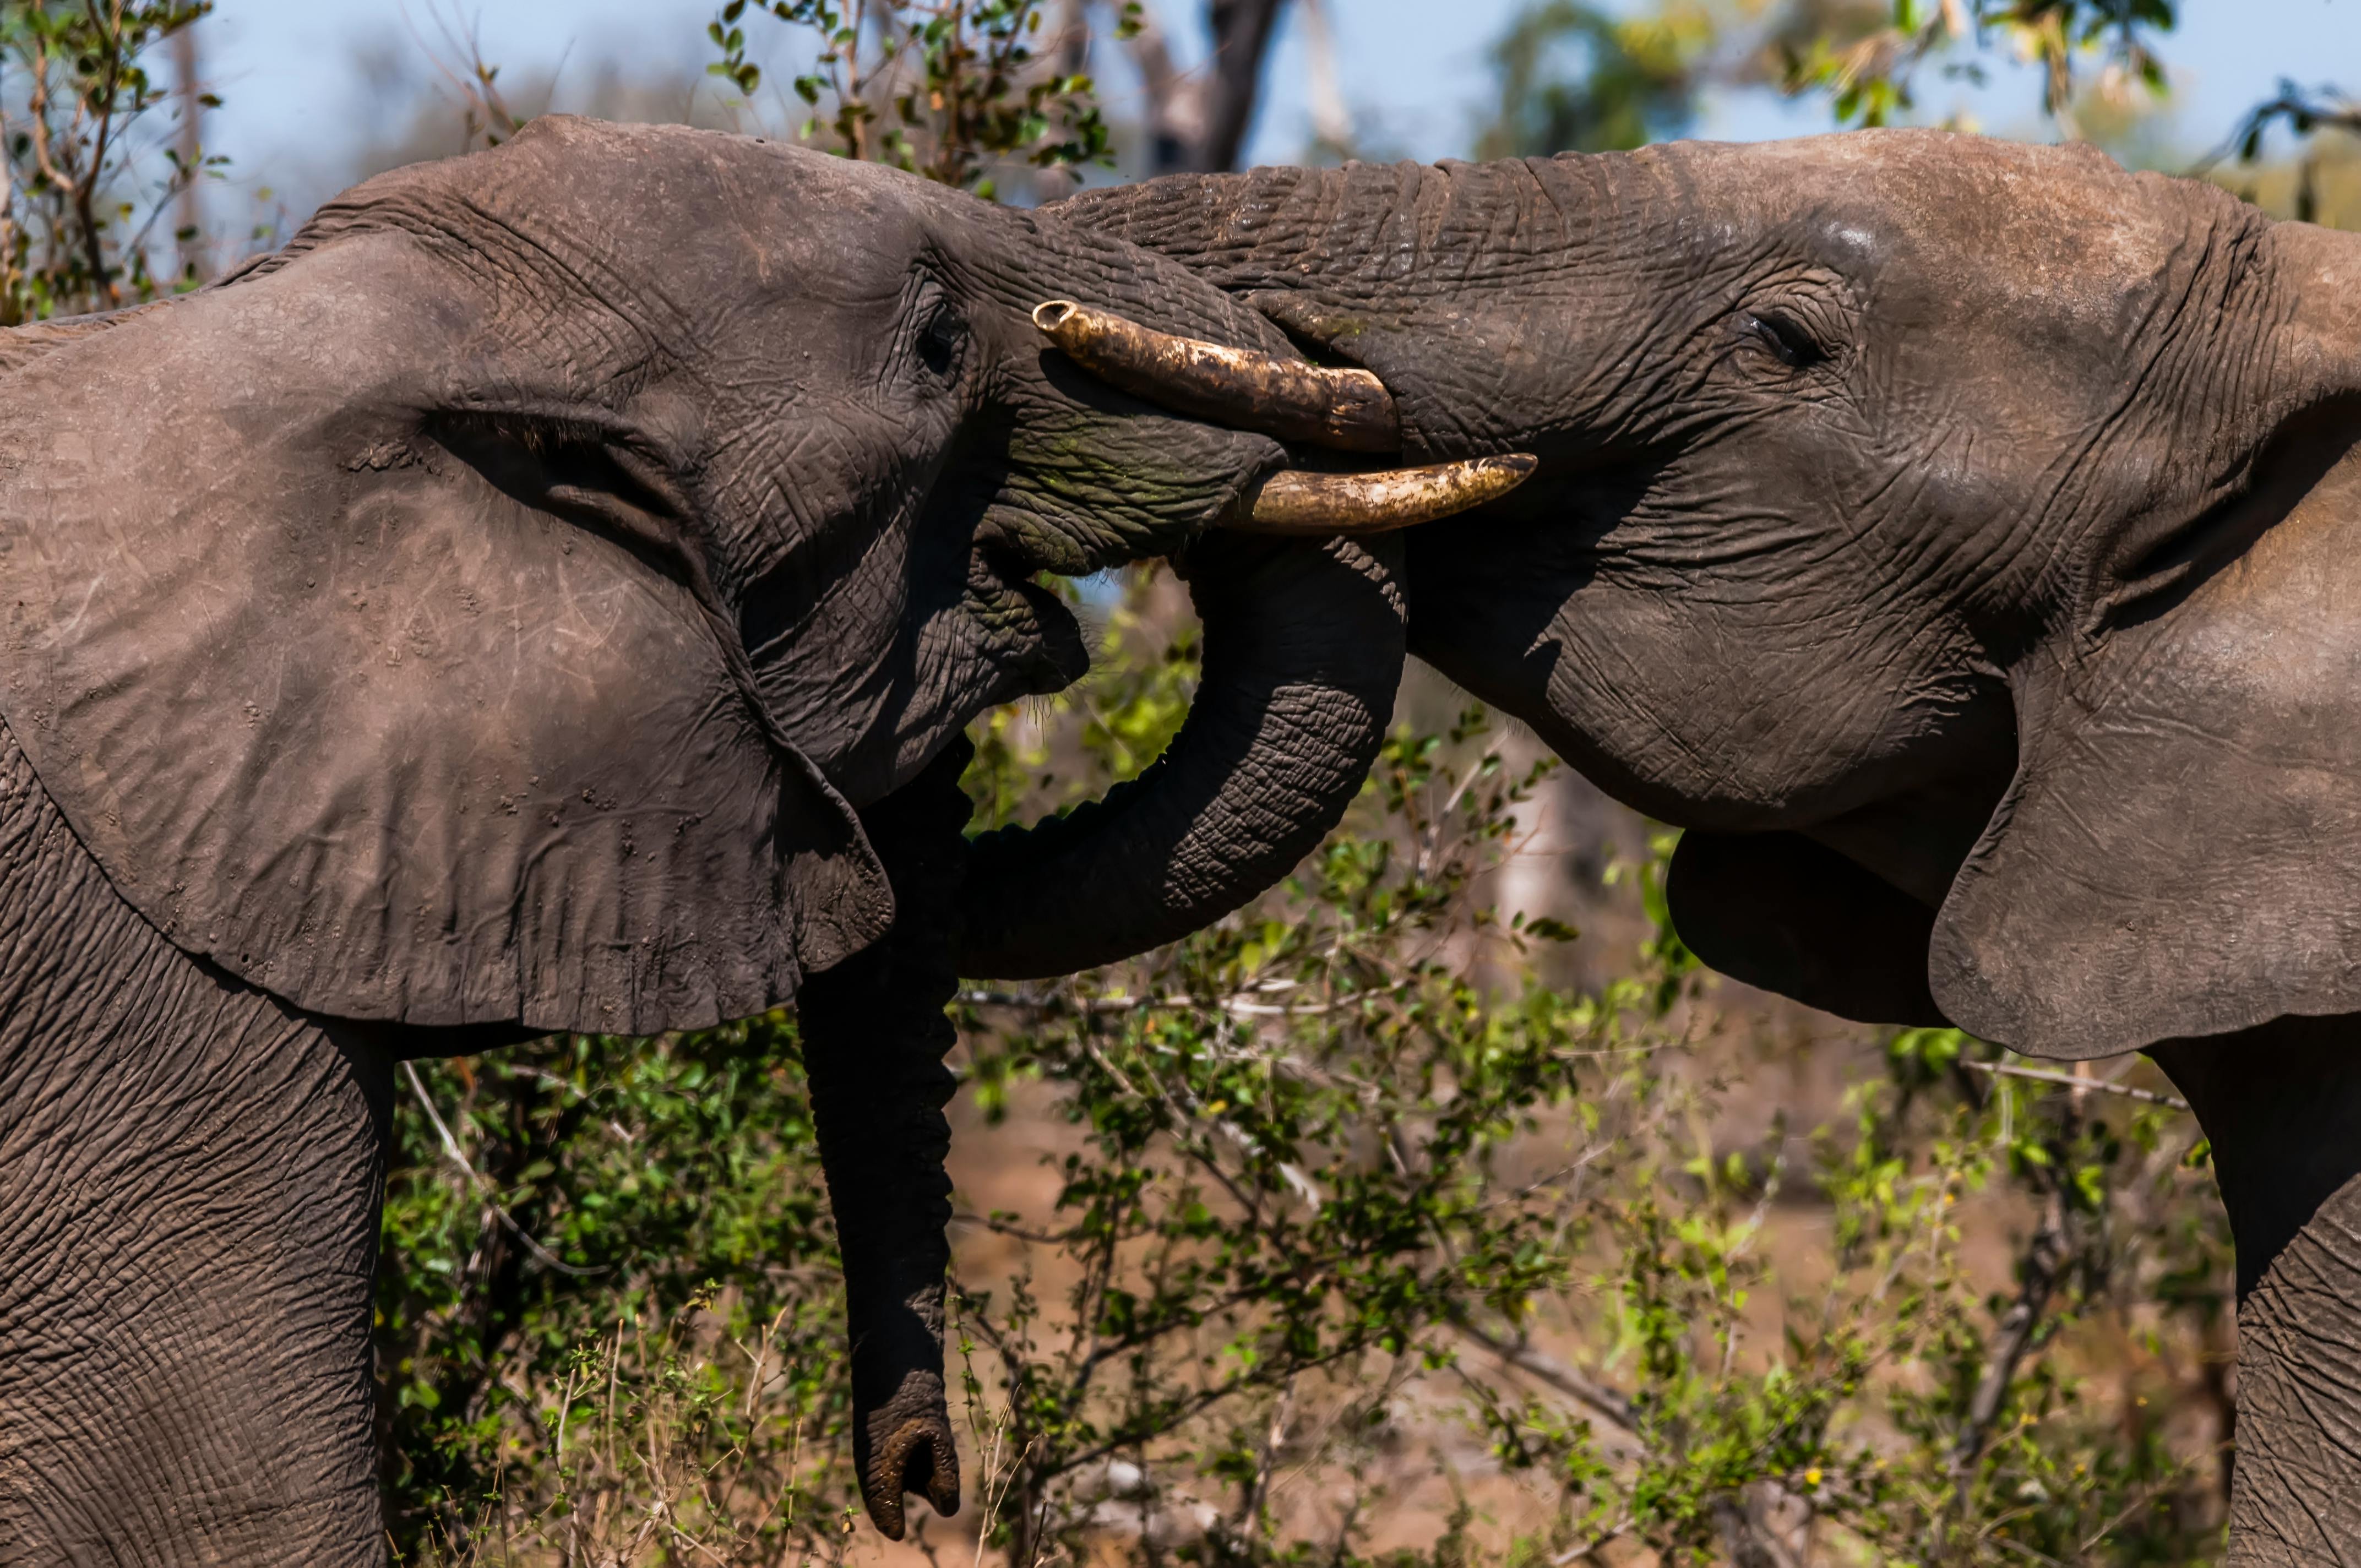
842 292 1529 1535
796 742 974 1540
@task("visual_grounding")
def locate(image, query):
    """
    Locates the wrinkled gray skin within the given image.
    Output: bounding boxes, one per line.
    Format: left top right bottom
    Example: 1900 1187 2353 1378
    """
0 117 1406 1564
1053 132 2361 1560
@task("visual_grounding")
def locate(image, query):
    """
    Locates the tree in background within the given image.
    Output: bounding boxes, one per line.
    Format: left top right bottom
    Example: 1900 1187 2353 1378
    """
1477 1 1727 157
1781 0 2175 134
697 0 1312 195
1480 0 2358 220
1120 0 1295 173
0 0 214 319
1477 0 2172 156
702 0 1115 194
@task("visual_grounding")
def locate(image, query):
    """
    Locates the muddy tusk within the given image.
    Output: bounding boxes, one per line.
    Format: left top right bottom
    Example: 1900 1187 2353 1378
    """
1228 453 1538 536
1033 298 1401 453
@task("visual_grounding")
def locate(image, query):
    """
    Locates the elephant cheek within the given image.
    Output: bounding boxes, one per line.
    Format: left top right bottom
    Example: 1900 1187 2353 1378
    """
827 587 1087 810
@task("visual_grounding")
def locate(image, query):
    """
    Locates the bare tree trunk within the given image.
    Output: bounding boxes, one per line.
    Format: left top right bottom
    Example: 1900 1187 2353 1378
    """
1198 0 1288 172
1119 3 1204 175
1116 0 1290 175
1298 0 1351 156
171 21 205 283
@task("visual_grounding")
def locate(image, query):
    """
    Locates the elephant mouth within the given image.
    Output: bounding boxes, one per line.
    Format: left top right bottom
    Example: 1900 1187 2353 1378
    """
926 300 1552 815
980 553 1090 695
955 301 1547 698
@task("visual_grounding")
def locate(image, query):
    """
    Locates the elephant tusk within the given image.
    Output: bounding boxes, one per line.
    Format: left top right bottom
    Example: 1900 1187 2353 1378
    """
1033 298 1401 453
1228 453 1538 536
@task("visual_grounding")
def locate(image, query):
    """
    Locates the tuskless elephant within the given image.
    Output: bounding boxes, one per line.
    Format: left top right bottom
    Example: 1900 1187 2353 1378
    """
0 117 1528 1564
1025 129 2361 1562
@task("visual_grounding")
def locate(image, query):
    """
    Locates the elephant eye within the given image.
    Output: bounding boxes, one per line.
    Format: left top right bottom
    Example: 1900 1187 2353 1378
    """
1743 311 1827 371
917 302 962 378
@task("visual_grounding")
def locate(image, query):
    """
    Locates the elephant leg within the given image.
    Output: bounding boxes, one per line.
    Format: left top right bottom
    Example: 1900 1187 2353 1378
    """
0 1010 394 1568
794 738 975 1540
2152 1021 2361 1565
0 721 393 1567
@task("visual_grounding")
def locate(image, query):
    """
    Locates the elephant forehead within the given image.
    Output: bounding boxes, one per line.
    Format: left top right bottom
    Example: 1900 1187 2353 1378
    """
1662 132 2240 326
280 116 943 333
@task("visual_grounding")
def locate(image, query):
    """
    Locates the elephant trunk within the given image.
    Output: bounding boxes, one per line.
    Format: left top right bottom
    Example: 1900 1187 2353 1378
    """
2269 220 2361 400
795 739 975 1540
1052 156 1665 476
958 530 1404 979
2151 1023 2361 1561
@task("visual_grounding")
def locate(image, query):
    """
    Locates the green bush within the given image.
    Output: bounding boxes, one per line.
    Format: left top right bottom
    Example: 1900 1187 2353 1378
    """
378 566 2235 1566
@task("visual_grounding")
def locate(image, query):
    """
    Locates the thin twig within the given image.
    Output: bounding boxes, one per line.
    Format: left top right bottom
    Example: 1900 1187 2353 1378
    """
1553 1515 1633 1565
1452 1317 1640 1433
1959 1059 2186 1110
400 1060 606 1277
958 986 1380 1017
1948 1182 2070 1509
2191 80 2361 173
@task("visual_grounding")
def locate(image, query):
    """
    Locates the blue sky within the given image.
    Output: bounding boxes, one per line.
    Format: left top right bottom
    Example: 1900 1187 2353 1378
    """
194 0 2359 216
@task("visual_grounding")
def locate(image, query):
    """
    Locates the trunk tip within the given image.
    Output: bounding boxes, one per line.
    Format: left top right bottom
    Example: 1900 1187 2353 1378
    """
861 1409 962 1540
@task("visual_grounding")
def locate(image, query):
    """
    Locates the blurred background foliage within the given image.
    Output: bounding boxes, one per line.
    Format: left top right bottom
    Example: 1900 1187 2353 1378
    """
4 0 2355 1562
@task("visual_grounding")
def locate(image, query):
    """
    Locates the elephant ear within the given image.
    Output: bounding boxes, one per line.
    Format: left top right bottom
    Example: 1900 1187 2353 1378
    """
1666 831 1947 1027
1930 437 2361 1060
0 235 888 1036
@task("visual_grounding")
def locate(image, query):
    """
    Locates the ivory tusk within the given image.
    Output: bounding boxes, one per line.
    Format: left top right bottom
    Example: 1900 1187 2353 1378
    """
1033 298 1401 454
1229 453 1539 536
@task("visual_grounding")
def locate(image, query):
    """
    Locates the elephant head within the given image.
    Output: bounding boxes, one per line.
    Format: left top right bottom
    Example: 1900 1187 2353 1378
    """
0 115 1503 1035
1053 131 2361 1551
0 117 1537 1540
1055 130 2361 1058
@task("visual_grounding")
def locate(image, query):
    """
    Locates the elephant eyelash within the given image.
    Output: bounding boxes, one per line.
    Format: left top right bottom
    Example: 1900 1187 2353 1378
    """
1742 311 1830 371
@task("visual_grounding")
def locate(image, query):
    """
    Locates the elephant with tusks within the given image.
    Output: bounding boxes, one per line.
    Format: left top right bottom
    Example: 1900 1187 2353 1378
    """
1058 129 2361 1564
0 118 1513 1564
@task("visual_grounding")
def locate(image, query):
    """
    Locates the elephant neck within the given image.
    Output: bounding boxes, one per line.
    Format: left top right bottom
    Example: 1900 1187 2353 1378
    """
0 715 395 1565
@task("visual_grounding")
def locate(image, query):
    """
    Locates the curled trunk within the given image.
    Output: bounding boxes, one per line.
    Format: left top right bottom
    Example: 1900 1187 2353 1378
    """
795 740 974 1540
959 531 1405 979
